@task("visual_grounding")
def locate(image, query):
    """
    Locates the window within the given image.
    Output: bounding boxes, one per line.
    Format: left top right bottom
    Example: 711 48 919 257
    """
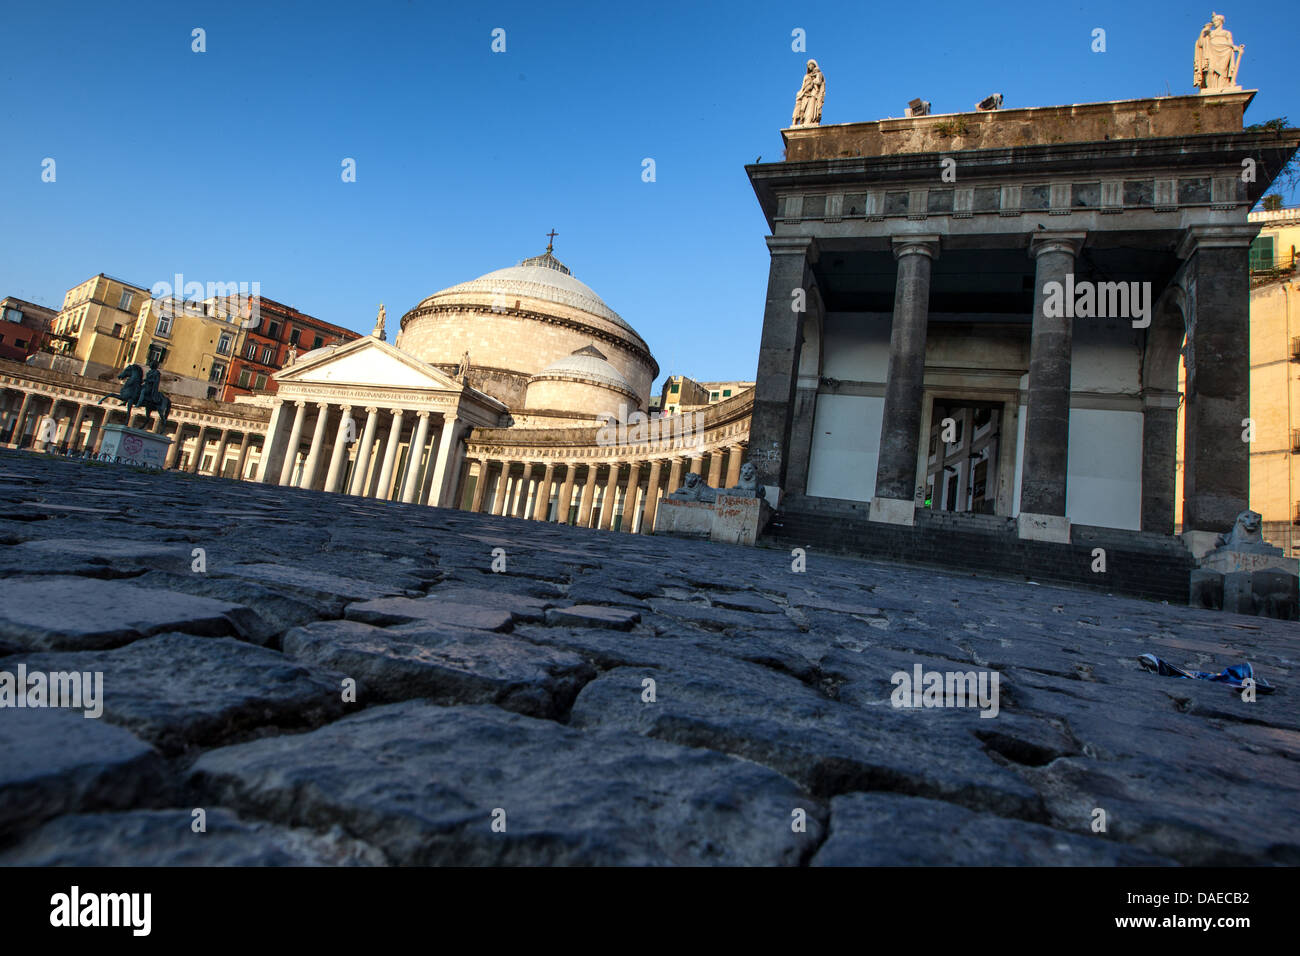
266 321 280 338
155 313 173 336
205 388 218 401
262 346 274 364
209 361 227 383
238 368 251 388
670 383 680 394
14 339 26 348
313 335 324 349
117 290 134 311
723 389 732 397
147 344 167 365
217 332 233 355
244 341 258 360
289 328 300 346
1250 236 1275 272
710 391 719 400
3 308 20 322
253 373 267 390
112 323 123 338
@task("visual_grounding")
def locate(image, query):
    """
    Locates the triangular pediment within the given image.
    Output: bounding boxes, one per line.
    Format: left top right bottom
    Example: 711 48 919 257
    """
275 336 464 391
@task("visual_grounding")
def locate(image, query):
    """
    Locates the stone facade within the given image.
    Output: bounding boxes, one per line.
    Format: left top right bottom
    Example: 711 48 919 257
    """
747 91 1300 551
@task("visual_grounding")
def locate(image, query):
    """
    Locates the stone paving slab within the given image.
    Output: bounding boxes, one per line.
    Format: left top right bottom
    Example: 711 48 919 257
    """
0 450 1296 866
0 809 387 866
0 634 347 756
189 702 820 865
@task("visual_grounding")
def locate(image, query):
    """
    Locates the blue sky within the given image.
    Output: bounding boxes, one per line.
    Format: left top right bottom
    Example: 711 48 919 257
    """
2 0 1295 386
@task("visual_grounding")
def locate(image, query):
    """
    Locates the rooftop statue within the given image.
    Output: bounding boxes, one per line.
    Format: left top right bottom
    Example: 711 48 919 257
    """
372 303 387 341
1193 13 1244 91
98 358 171 432
791 60 824 127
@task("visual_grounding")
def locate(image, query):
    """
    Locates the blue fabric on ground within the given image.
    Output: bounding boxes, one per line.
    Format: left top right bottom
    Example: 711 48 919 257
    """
1138 654 1274 693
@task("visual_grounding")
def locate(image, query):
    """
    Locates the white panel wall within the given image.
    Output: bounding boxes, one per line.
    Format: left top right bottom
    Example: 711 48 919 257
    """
821 313 891 382
806 394 883 502
1065 408 1143 530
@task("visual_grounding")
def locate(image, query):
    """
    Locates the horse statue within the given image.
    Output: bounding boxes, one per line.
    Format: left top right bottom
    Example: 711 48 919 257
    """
98 361 171 431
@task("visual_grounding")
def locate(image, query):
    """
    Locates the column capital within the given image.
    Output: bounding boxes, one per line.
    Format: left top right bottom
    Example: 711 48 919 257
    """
388 407 404 417
293 400 306 408
415 409 431 419
1029 231 1086 260
338 404 353 414
765 234 819 264
891 234 941 261
443 412 460 424
1175 223 1259 259
316 402 330 411
364 406 379 415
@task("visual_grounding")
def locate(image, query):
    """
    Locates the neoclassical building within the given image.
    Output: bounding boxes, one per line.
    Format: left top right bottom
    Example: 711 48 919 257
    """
747 90 1300 551
254 246 753 532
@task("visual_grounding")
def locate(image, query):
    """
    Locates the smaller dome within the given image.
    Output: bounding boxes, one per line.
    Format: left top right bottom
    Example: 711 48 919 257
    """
530 344 634 393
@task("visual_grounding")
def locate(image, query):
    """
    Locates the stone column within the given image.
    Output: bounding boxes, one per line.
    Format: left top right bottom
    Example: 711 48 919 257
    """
9 392 33 446
349 407 381 496
235 432 252 480
724 443 745 488
511 466 532 518
469 459 489 513
32 399 59 451
256 400 291 483
622 461 642 532
641 459 664 534
688 453 704 481
1018 232 1085 543
299 404 333 490
325 405 354 494
533 462 555 521
599 463 620 531
749 235 820 497
666 456 684 495
212 429 233 478
706 450 724 489
427 413 465 508
871 235 940 526
555 464 577 524
1141 390 1179 536
577 465 598 527
165 423 186 469
84 407 104 455
492 462 512 516
1178 224 1256 547
65 404 87 452
400 411 431 503
278 401 308 486
189 426 208 473
375 408 405 500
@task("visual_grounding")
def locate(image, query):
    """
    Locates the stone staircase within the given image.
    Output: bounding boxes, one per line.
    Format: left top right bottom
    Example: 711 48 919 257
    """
762 496 1194 603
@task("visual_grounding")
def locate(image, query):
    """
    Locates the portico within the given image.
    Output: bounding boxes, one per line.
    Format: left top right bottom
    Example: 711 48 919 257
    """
746 90 1300 550
256 335 506 508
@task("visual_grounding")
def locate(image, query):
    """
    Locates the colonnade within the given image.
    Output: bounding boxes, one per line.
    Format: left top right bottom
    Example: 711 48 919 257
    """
460 442 748 533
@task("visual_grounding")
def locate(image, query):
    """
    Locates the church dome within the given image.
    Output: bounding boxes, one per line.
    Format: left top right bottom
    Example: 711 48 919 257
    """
412 252 643 342
530 344 636 393
395 244 658 413
524 344 640 417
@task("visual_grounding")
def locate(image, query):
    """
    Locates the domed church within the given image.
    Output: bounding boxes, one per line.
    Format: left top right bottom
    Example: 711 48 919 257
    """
257 241 754 533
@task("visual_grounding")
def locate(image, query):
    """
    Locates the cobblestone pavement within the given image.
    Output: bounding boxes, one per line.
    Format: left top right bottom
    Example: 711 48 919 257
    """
0 450 1296 865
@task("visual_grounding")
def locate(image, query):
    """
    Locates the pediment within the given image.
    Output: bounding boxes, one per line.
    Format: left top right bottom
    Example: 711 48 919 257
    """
276 337 463 391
